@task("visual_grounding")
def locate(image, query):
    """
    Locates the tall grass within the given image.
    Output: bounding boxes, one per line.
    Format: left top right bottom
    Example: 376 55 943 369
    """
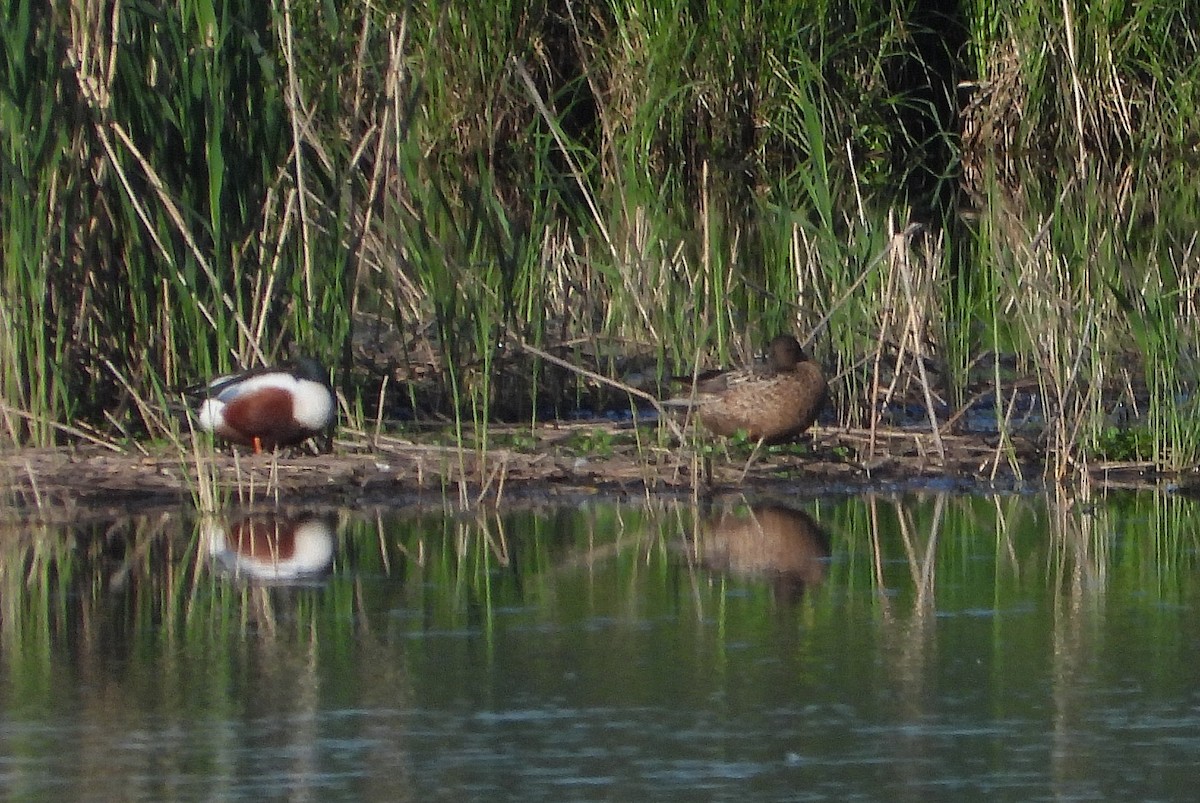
963 0 1200 160
2 0 1200 479
1 0 349 445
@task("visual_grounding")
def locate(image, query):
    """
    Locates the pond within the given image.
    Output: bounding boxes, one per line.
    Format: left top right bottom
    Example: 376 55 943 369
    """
1 490 1199 800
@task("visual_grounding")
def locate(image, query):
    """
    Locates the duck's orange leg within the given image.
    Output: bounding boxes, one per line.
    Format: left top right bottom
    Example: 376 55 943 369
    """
253 436 263 454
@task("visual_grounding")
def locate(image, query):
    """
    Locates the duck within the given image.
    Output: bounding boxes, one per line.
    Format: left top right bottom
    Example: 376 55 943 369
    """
665 334 827 444
190 358 335 453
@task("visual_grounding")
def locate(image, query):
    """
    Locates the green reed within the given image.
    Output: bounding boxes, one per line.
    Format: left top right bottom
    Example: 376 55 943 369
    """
963 159 1200 473
1 0 351 448
964 0 1200 158
1 1 71 445
4 0 1200 482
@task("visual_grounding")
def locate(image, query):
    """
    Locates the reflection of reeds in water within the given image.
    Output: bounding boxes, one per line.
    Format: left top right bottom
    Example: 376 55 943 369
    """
183 409 290 513
202 512 336 582
688 504 830 601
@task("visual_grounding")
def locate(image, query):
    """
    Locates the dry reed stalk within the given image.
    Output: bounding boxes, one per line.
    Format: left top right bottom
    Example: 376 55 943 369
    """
892 225 946 463
513 337 685 442
0 402 123 452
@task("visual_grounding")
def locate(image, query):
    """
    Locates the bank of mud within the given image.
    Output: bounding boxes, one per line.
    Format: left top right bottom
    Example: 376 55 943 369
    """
0 422 1169 523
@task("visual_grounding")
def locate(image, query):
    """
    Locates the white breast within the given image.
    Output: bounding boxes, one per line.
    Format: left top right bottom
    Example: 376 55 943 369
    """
203 373 334 430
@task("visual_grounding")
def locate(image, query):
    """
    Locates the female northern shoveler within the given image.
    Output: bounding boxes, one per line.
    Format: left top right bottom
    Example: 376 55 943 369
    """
665 334 828 444
192 358 335 453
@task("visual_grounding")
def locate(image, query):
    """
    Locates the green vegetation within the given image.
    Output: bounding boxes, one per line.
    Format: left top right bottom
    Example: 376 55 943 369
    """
3 0 1200 478
564 428 617 457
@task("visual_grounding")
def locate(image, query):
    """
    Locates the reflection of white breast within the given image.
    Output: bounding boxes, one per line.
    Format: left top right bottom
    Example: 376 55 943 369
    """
203 516 335 581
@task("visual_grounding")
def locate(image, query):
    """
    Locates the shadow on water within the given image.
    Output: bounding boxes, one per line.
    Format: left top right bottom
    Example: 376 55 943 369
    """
2 490 1200 799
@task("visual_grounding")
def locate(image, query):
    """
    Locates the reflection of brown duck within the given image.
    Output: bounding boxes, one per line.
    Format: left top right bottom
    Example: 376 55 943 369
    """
202 513 335 582
666 335 827 443
692 505 830 600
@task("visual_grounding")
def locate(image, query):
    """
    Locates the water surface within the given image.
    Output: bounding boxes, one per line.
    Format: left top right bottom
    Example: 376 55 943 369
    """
1 491 1198 800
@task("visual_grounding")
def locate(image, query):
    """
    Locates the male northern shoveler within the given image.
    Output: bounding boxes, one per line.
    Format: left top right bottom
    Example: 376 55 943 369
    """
665 334 828 444
191 358 335 453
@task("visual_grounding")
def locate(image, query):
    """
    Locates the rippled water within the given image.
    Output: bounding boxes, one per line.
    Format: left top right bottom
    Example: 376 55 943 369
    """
1 490 1199 800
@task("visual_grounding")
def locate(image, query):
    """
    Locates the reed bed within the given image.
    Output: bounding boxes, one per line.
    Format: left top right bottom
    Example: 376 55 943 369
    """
3 0 1200 482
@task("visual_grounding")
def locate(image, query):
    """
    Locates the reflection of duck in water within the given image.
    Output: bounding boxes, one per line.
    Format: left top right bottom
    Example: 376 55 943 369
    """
689 504 830 601
203 513 335 582
664 335 828 444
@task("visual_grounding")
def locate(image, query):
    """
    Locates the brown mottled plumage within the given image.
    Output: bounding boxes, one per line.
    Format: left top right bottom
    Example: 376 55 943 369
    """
667 335 828 443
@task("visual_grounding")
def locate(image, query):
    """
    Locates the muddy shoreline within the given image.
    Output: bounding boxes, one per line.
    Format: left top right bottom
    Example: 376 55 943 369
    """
0 422 1170 522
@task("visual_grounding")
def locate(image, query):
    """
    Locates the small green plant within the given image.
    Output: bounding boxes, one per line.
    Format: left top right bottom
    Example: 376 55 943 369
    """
767 441 816 458
566 429 616 458
1092 426 1153 463
488 431 539 452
